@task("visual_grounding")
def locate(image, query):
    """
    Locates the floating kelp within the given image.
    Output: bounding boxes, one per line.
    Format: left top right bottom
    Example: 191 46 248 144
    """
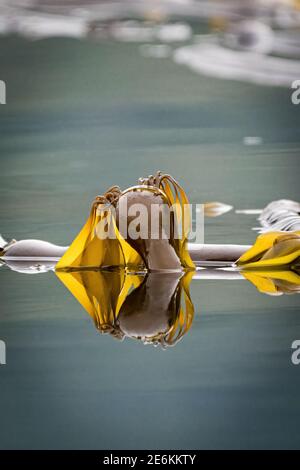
258 199 300 232
237 231 300 269
56 172 195 272
56 185 142 272
2 176 300 273
56 269 194 347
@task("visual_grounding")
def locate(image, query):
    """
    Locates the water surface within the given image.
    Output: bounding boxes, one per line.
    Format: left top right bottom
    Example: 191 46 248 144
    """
0 36 300 449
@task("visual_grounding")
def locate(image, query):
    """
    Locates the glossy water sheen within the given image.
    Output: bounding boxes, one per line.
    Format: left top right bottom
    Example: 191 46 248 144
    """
0 37 300 449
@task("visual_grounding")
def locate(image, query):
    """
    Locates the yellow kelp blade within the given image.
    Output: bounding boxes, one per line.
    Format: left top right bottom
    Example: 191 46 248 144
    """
242 269 300 295
237 231 300 269
56 269 144 333
56 203 143 271
112 215 144 270
159 175 195 270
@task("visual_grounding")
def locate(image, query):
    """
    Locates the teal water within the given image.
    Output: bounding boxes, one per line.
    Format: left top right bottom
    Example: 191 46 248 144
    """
0 36 300 449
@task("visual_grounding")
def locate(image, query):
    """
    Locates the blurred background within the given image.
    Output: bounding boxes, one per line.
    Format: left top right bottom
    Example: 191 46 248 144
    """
0 0 300 450
1 0 300 245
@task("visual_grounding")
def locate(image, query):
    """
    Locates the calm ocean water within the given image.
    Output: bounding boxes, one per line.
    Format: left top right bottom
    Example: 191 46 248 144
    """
0 36 300 449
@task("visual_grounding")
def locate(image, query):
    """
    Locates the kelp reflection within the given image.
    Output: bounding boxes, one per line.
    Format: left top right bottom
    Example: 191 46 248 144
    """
56 270 194 347
241 269 300 296
56 265 300 346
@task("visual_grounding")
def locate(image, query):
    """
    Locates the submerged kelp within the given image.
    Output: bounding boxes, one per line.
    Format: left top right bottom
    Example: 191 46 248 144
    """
56 269 194 347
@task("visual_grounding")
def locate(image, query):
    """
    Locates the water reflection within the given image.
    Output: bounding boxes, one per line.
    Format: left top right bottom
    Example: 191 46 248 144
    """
1 254 299 344
56 265 300 345
241 268 300 296
56 270 194 347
